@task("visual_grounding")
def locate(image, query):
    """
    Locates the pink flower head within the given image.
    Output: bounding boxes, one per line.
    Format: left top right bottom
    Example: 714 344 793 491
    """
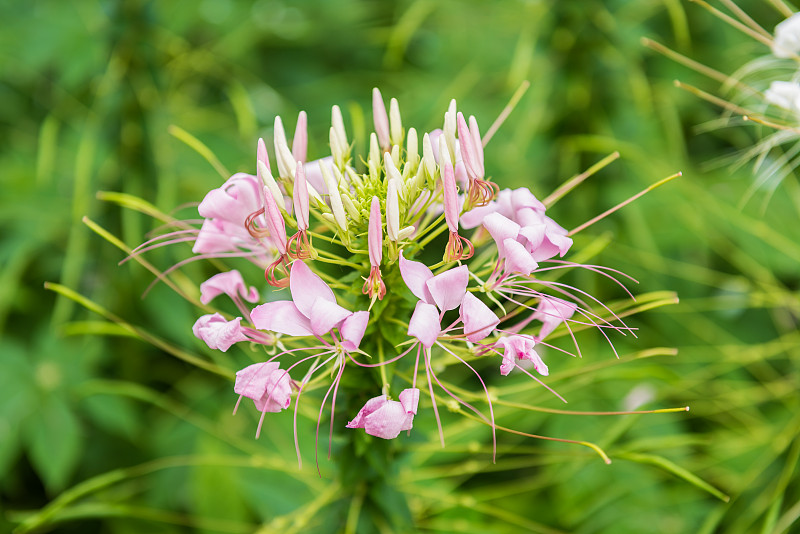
496 335 548 376
363 196 386 300
516 212 573 262
234 362 293 412
373 87 391 150
192 313 250 352
346 388 420 439
200 270 260 305
460 292 500 342
461 187 546 229
251 261 369 347
532 297 578 339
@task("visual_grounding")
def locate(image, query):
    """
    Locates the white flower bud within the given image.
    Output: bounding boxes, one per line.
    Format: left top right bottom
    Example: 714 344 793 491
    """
443 99 457 164
422 132 436 181
406 127 419 170
257 160 285 211
320 160 348 232
386 180 400 242
389 97 403 146
274 116 297 179
341 193 361 223
384 152 404 200
397 226 416 240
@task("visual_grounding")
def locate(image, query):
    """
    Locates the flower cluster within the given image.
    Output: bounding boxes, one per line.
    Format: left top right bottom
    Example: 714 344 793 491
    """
166 89 636 463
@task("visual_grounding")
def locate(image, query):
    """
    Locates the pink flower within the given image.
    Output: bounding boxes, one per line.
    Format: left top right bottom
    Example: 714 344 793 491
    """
532 297 578 339
346 388 420 439
192 313 250 352
200 270 259 305
234 362 293 413
461 187 546 229
460 293 500 343
496 335 548 376
251 261 368 349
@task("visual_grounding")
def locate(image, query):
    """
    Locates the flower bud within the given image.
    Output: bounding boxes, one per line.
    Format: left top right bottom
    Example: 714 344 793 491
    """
372 88 390 150
274 116 297 179
386 180 400 242
389 97 403 146
320 160 348 232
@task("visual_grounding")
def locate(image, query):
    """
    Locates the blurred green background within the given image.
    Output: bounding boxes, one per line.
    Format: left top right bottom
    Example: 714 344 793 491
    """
1 0 799 532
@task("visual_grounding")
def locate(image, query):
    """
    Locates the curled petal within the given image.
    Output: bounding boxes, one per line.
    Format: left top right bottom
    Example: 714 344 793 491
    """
198 173 262 227
408 301 441 348
346 388 419 439
192 313 249 352
497 335 547 376
200 270 260 304
460 293 499 343
235 362 292 412
340 310 369 351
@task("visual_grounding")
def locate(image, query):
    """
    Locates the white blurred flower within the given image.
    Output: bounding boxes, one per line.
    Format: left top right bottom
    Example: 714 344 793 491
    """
764 80 800 112
772 12 800 58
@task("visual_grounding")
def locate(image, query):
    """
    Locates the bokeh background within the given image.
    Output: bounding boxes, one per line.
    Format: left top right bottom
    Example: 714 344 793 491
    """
1 1 799 533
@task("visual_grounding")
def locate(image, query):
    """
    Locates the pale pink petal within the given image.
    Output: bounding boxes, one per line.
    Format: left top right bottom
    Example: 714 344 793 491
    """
340 310 369 351
193 219 256 254
399 252 434 303
292 111 307 163
483 212 521 258
426 265 469 312
346 395 387 429
198 173 262 227
368 196 383 267
408 301 441 348
263 185 287 255
460 293 500 342
468 115 484 169
289 261 336 318
235 362 292 412
532 297 577 339
398 388 420 415
373 88 390 148
454 159 469 189
442 158 459 233
460 202 499 229
503 239 538 276
510 187 545 213
364 401 411 439
200 270 260 304
192 313 249 352
308 297 352 336
303 156 333 195
518 223 546 253
250 301 313 336
457 112 483 181
257 138 271 176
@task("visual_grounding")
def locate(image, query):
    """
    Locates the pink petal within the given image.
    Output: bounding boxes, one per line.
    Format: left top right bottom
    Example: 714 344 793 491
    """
533 297 577 339
263 185 287 255
250 301 313 336
308 297 352 336
198 173 262 227
510 187 545 213
192 313 249 352
234 362 292 412
468 115 484 169
200 270 260 304
235 361 279 399
373 88 390 148
346 395 387 429
483 212 520 258
442 158 459 233
399 388 420 415
457 112 483 181
399 252 434 303
364 401 411 439
502 239 538 276
257 138 271 176
368 196 383 267
292 111 307 163
408 301 441 348
460 293 499 342
303 156 333 195
340 310 369 351
426 265 469 312
289 261 336 318
518 223 546 253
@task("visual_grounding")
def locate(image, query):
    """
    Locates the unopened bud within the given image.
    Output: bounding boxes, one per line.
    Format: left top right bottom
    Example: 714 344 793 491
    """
422 132 436 181
320 160 348 232
389 97 403 146
274 116 297 179
384 152 404 200
406 127 419 170
372 88 390 149
386 180 400 242
397 226 416 240
443 99 457 164
341 193 362 223
257 160 285 211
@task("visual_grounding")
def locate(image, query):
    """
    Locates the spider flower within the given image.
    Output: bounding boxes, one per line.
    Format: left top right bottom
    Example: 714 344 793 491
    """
134 89 659 464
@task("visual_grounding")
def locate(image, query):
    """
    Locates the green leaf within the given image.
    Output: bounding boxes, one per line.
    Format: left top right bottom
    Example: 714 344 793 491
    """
23 394 83 492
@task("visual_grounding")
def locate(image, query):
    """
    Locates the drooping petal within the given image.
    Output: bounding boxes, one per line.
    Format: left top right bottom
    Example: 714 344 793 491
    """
250 301 313 336
368 196 383 267
192 313 249 352
460 293 500 342
483 212 520 258
399 252 433 303
426 265 469 312
308 297 352 336
340 310 369 351
503 239 538 276
398 388 420 415
408 301 441 348
532 297 577 339
346 395 387 429
235 362 292 412
346 392 417 439
289 261 336 318
200 270 260 304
